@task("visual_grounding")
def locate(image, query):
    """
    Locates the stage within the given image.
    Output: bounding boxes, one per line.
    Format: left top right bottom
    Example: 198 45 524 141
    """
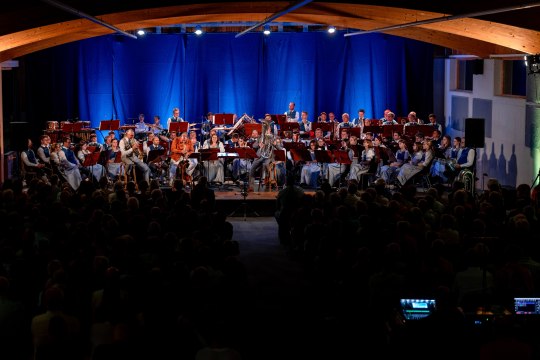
209 183 315 218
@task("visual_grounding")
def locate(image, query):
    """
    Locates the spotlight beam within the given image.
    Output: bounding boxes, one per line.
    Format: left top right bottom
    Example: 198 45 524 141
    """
41 0 138 39
235 0 313 38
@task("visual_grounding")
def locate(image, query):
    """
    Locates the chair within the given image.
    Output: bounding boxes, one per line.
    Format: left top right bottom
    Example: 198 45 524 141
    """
20 153 39 183
358 155 380 190
259 161 278 191
121 163 138 191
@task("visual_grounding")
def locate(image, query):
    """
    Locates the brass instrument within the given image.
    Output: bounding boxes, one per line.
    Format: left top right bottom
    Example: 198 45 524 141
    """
456 168 475 196
257 134 274 159
129 138 144 160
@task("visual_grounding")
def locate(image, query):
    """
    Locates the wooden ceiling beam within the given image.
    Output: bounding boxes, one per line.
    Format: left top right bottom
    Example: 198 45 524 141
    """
0 2 537 61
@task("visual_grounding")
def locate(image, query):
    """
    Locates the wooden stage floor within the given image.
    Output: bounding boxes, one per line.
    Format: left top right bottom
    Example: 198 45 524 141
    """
211 184 315 217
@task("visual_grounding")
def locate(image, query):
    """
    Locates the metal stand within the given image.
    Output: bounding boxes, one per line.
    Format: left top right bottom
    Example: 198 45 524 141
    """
228 155 259 221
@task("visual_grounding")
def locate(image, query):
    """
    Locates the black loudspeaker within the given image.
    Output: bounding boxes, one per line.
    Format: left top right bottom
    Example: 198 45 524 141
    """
472 59 484 75
526 54 540 75
465 118 485 148
9 122 30 152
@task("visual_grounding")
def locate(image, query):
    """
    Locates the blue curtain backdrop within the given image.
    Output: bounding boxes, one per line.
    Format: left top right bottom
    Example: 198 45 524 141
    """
22 32 433 129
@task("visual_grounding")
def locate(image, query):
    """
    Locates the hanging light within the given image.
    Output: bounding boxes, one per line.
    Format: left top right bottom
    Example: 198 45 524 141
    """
136 29 145 36
194 25 203 35
263 25 271 35
327 26 336 34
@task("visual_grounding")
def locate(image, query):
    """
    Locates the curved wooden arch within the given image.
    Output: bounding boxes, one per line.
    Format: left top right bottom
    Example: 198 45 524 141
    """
0 2 537 62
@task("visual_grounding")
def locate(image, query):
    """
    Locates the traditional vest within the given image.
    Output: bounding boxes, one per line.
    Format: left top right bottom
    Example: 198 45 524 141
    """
457 148 471 165
287 110 297 119
40 146 50 158
24 149 37 164
62 147 78 164
396 150 407 162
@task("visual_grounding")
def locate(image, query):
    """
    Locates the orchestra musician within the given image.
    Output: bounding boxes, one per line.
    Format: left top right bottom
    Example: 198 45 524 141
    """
77 141 106 181
170 131 196 186
249 121 274 191
21 138 49 183
335 113 352 139
299 139 320 188
150 115 164 136
396 139 433 186
146 135 166 182
119 129 151 183
327 138 354 187
36 135 52 166
348 138 375 182
285 102 299 123
201 112 214 141
51 142 82 190
166 107 185 131
106 138 122 180
380 139 410 183
134 113 150 140
299 111 312 135
232 136 252 182
202 132 225 184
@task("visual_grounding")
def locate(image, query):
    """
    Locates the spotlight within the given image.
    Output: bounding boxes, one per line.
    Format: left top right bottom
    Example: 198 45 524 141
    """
525 54 540 75
194 25 203 36
136 29 145 36
327 26 336 34
263 25 271 35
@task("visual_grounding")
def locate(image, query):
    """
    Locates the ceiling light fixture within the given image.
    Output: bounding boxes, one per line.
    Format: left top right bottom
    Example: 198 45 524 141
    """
263 25 271 35
137 29 145 36
194 25 203 36
327 26 336 34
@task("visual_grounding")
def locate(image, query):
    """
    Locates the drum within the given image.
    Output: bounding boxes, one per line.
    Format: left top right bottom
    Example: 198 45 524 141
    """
47 121 59 131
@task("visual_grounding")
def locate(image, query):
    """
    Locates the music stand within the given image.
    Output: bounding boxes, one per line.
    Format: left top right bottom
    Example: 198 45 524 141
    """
349 127 361 139
82 151 101 183
363 125 382 137
244 123 262 138
381 124 404 138
169 122 188 135
334 149 352 188
199 148 219 187
281 122 300 134
99 120 120 142
315 149 334 186
214 114 235 126
147 149 166 164
218 151 239 191
228 147 259 220
270 114 287 128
